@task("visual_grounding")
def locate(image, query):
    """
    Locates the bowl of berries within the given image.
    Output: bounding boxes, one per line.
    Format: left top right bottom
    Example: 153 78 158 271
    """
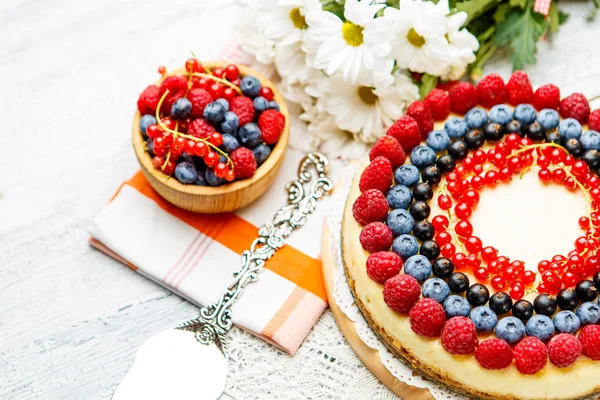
133 60 289 213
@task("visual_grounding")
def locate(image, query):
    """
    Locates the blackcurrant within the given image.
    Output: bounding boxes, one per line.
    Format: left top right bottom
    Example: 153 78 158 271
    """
420 240 440 260
526 121 545 141
545 129 563 145
464 129 485 149
466 283 489 306
413 182 433 201
576 280 598 302
448 272 469 293
505 120 523 135
432 257 454 278
533 294 557 316
512 299 534 320
483 123 505 141
489 292 513 315
448 140 469 159
564 138 584 157
582 149 600 169
409 201 431 221
413 220 434 241
421 165 442 184
436 154 456 173
556 288 579 310
594 271 600 290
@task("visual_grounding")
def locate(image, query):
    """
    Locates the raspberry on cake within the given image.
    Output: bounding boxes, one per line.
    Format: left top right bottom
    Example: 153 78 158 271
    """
476 74 507 108
424 88 451 121
386 116 421 152
560 93 591 124
383 273 420 312
360 222 393 253
533 84 561 111
367 252 403 284
449 82 477 114
358 156 393 193
506 70 534 105
369 136 406 169
409 298 446 337
407 100 434 139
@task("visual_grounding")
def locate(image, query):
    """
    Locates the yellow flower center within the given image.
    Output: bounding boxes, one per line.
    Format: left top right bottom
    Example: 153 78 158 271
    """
342 22 364 47
357 86 377 105
407 28 425 48
289 7 307 29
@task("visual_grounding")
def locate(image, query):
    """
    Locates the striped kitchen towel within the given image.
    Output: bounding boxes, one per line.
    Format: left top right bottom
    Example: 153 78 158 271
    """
89 149 328 355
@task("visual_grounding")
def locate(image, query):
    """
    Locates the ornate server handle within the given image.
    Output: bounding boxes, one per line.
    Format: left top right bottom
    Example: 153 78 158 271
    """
177 152 333 353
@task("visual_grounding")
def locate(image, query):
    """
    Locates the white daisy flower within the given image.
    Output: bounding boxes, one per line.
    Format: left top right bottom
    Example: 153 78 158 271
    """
259 0 320 45
274 41 314 84
305 0 393 83
308 116 370 161
384 0 451 76
235 3 275 64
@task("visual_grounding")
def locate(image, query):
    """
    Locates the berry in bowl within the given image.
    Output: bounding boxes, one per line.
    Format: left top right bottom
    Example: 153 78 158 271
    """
132 60 289 213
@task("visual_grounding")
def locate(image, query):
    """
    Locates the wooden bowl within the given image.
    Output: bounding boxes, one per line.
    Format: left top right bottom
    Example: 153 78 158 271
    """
132 62 289 214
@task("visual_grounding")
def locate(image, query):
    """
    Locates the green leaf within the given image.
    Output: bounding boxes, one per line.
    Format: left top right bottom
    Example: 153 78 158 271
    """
493 3 512 23
419 74 439 99
322 0 346 19
455 0 500 25
559 10 570 24
509 0 527 9
549 2 559 32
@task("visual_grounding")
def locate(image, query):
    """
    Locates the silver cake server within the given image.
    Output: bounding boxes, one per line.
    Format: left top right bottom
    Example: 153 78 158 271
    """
112 152 333 400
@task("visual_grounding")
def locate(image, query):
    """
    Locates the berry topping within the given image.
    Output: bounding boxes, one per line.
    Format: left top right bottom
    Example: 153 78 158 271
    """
230 96 255 125
421 277 450 303
476 74 507 108
579 324 600 360
369 136 407 169
589 109 600 131
506 70 534 106
188 118 216 139
230 147 257 179
407 100 434 139
548 334 582 368
496 316 526 345
386 116 422 152
360 222 393 253
367 251 403 284
533 84 561 110
475 338 513 370
560 93 591 124
424 88 451 121
352 189 389 226
359 157 394 193
449 82 477 114
187 88 212 118
258 109 285 144
409 298 446 337
441 316 478 354
137 85 161 115
514 336 548 374
383 273 421 312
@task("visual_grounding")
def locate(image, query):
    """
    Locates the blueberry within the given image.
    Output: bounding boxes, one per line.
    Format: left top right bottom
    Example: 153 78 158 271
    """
205 168 223 186
432 257 454 278
580 130 600 151
465 107 489 129
170 98 192 120
194 172 207 186
178 152 194 164
495 316 526 345
525 315 555 341
220 134 240 153
537 108 560 131
203 101 226 125
252 144 271 166
219 154 228 163
394 165 420 187
448 272 469 293
268 101 280 111
553 310 581 334
443 295 471 318
386 185 412 209
140 114 157 138
146 138 155 157
422 278 450 303
466 283 489 306
215 98 229 112
220 112 240 134
489 104 513 125
444 117 468 139
558 118 583 139
253 96 269 114
576 301 600 325
426 130 450 152
240 75 261 98
174 162 198 184
410 145 436 169
403 255 432 283
514 104 537 125
238 123 263 148
386 208 414 236
392 234 419 260
470 306 498 333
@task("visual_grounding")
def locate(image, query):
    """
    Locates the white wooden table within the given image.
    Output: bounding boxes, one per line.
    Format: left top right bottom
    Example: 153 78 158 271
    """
1 1 599 399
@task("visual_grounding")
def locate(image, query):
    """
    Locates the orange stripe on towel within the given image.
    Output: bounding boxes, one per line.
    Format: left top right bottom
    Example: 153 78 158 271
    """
123 172 328 303
261 286 306 338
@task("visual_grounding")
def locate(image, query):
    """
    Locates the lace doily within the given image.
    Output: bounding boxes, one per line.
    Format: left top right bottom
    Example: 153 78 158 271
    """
325 163 467 400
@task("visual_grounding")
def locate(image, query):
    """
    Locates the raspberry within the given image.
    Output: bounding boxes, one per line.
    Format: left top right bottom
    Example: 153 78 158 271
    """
369 136 406 169
230 96 255 125
475 338 513 370
383 273 420 312
188 118 216 139
533 84 561 111
230 147 257 179
424 89 451 121
407 101 434 139
548 333 582 368
160 75 188 94
560 93 591 124
258 110 285 144
359 156 393 193
506 71 534 106
367 251 402 284
449 82 477 114
352 189 389 226
409 298 446 337
476 74 507 108
386 116 421 152
578 324 600 360
187 88 212 118
360 222 393 253
589 109 600 131
514 336 548 374
137 85 161 115
441 317 478 354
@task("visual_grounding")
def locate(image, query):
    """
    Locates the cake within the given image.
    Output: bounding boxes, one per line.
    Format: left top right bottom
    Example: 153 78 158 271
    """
342 72 600 399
